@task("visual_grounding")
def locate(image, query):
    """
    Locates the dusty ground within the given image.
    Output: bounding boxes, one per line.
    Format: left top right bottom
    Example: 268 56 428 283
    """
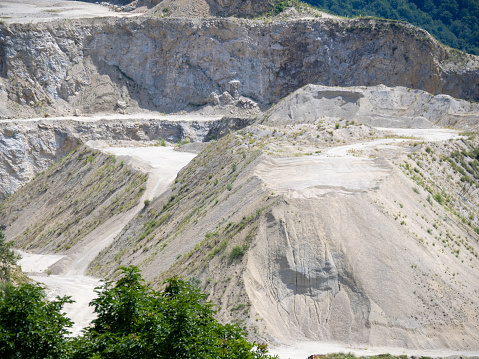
269 341 479 359
256 129 462 198
0 0 336 24
0 0 140 23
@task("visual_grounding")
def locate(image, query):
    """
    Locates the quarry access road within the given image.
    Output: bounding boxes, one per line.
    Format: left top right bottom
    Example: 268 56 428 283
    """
0 113 223 124
256 127 462 198
269 341 479 359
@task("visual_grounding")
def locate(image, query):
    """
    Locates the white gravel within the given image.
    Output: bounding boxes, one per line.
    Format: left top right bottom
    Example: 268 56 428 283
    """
0 0 140 24
269 341 479 359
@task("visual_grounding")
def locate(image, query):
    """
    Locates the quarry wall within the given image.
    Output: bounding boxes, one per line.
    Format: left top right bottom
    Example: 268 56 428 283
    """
1 17 478 118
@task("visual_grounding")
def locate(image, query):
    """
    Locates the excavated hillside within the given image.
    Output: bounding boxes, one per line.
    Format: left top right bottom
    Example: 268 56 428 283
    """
0 114 251 198
0 145 148 255
1 15 479 119
2 2 479 355
71 85 479 350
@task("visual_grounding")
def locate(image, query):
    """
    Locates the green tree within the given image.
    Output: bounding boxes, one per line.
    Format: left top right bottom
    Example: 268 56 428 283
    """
74 266 276 359
0 226 21 283
303 0 479 54
0 283 73 359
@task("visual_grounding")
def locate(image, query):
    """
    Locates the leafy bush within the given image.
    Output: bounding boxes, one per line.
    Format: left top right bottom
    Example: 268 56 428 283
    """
0 228 20 282
230 244 247 261
433 192 444 205
73 266 276 359
0 283 73 359
0 266 276 359
275 1 285 14
0 267 278 359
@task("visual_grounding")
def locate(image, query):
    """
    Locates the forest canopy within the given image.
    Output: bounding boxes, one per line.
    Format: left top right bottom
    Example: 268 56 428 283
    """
302 0 479 55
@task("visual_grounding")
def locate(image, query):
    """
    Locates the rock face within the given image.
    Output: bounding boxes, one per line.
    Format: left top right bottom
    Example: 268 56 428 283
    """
0 115 251 198
1 17 478 118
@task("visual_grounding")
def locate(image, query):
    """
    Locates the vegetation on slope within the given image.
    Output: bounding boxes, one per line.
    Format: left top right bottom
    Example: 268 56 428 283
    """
0 266 277 359
298 0 479 54
0 227 20 284
398 135 479 249
89 133 266 276
0 146 148 253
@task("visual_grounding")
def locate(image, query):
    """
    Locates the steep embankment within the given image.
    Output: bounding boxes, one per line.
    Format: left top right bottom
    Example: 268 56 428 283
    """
1 16 478 118
82 85 479 350
0 145 148 254
0 115 250 198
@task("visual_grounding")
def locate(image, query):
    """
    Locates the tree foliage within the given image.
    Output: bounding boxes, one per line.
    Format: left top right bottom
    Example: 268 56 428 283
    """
73 266 275 359
302 0 479 54
0 227 21 282
0 266 276 359
0 283 73 359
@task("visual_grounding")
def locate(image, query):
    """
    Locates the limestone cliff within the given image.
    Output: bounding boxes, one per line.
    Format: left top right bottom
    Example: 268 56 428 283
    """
1 17 478 118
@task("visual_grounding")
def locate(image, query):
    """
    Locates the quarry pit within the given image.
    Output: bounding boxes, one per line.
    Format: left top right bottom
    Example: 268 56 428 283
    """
1 1 479 358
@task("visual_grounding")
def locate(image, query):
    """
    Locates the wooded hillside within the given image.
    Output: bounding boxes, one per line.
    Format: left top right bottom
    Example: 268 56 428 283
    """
304 0 479 54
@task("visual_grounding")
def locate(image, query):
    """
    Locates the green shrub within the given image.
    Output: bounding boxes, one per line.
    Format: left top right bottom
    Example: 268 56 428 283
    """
0 284 73 358
77 267 277 358
0 267 278 358
230 244 247 261
275 1 285 14
433 192 444 205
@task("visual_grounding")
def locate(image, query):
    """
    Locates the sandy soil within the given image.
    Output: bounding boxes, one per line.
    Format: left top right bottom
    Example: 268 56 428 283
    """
18 251 65 273
91 142 197 198
0 0 140 23
17 142 197 335
256 128 462 198
256 156 391 197
15 128 465 338
269 341 479 359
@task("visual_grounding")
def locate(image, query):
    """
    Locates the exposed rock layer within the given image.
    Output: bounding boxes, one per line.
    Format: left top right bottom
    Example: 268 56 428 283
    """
264 84 479 130
1 17 478 118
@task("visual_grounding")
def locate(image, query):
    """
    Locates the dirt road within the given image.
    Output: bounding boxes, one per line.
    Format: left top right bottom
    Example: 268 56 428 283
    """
269 341 479 359
256 128 462 198
17 127 475 351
